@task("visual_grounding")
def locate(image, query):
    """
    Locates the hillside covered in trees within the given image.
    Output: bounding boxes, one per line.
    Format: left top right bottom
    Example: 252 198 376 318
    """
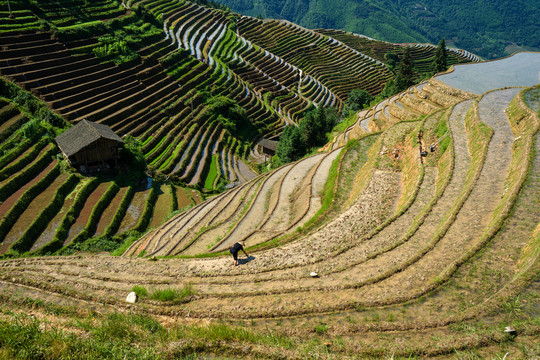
215 0 540 59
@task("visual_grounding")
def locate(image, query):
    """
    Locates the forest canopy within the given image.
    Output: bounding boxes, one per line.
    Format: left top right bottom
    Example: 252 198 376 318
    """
215 0 540 59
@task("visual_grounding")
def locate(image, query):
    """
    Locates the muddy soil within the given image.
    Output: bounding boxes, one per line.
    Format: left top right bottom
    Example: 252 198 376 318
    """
30 179 87 252
0 173 67 254
64 182 110 245
149 184 173 229
117 188 150 234
0 159 56 215
175 187 193 210
95 187 128 236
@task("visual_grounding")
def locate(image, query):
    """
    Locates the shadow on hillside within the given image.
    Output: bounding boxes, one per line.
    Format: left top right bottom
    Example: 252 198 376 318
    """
238 255 255 265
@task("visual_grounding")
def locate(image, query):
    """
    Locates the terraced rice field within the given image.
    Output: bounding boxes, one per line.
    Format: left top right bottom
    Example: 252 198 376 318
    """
1 50 538 358
0 0 538 357
318 29 480 72
0 0 482 257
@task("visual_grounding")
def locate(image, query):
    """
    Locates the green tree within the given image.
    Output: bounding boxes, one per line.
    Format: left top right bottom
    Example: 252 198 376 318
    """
380 48 419 99
122 135 147 175
344 89 374 113
206 95 252 138
433 39 448 73
396 47 415 89
385 51 399 72
275 107 337 165
380 78 399 98
299 107 337 149
276 125 304 164
21 119 45 141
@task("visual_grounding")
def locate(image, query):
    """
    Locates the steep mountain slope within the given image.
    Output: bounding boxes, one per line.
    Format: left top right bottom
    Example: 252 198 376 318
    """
0 1 539 357
128 52 540 258
1 55 539 358
0 0 477 256
215 0 540 59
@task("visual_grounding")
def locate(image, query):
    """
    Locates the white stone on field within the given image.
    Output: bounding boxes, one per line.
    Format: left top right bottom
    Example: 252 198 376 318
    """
126 292 138 304
504 326 517 336
310 272 318 278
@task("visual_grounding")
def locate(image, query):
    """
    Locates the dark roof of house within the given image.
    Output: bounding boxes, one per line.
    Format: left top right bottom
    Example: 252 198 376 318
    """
257 138 278 152
55 119 124 157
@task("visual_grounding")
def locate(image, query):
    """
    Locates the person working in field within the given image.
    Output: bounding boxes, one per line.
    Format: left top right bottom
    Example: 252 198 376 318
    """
230 241 249 266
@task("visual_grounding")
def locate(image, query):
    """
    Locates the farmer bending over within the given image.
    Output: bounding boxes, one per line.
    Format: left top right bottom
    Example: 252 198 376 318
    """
230 241 248 266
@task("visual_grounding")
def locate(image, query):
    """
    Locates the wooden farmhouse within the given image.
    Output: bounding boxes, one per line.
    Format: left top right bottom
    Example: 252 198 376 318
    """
257 138 278 157
55 119 124 171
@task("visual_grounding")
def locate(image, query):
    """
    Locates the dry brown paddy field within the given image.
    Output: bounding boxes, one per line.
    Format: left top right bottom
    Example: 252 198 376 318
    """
1 70 539 358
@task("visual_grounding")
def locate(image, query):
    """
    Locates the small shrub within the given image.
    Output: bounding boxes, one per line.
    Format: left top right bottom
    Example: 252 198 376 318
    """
314 324 328 335
83 236 120 253
110 232 142 256
170 183 178 212
343 88 374 116
59 236 120 255
206 95 254 139
131 285 148 298
92 36 138 64
121 135 147 176
149 284 195 303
